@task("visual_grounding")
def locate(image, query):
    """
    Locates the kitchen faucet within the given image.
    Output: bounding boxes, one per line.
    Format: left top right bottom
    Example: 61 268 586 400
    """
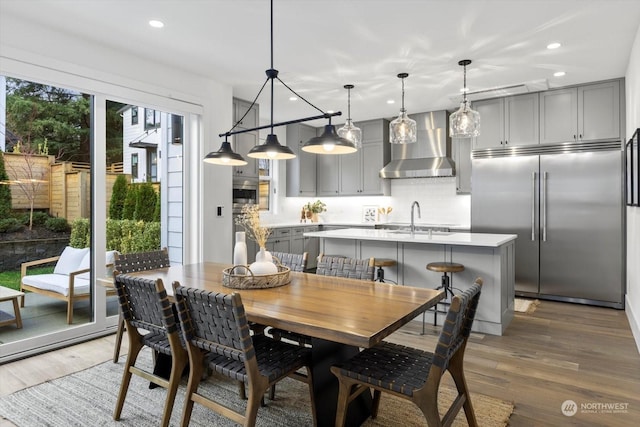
410 201 421 234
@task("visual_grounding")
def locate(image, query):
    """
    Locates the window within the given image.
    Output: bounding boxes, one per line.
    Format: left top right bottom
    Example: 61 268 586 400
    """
258 159 271 211
147 149 157 182
131 106 138 125
144 108 161 130
171 114 183 144
131 153 138 178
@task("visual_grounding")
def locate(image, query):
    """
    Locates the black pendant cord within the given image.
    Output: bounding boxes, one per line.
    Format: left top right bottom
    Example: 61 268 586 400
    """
221 0 337 139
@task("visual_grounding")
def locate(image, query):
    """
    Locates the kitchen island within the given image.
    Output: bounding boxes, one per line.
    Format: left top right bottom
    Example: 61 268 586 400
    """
304 228 517 335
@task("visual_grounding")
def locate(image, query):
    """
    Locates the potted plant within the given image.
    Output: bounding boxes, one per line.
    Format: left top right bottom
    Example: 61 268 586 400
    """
304 200 326 223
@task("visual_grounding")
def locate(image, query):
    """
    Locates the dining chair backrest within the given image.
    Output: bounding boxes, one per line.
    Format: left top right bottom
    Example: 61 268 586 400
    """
114 274 178 336
174 286 253 361
316 254 375 281
431 278 483 374
271 251 308 272
114 247 170 274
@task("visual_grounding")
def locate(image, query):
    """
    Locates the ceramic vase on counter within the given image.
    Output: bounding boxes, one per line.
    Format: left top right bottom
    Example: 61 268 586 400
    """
233 231 248 275
249 247 278 275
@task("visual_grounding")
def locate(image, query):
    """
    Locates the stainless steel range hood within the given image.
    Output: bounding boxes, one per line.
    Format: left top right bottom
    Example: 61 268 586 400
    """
379 110 455 179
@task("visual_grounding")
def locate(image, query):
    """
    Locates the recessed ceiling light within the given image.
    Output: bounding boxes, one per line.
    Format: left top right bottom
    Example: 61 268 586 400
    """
289 96 297 101
460 87 469 93
149 20 164 28
547 42 561 50
387 100 395 105
326 110 334 114
554 71 566 77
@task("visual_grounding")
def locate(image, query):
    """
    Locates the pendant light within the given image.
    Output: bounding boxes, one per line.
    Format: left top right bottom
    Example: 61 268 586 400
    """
389 73 417 144
204 0 350 166
449 59 481 138
337 84 362 149
203 136 247 166
302 119 358 154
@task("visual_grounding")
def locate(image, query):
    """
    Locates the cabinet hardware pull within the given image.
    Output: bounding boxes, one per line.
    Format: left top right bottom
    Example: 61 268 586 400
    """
531 172 536 241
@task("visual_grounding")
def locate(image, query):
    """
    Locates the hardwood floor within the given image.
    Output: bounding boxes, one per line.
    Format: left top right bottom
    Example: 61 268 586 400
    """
1 300 639 426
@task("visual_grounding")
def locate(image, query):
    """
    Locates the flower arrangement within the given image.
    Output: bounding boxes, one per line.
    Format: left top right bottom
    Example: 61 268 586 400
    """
235 204 272 248
305 200 327 214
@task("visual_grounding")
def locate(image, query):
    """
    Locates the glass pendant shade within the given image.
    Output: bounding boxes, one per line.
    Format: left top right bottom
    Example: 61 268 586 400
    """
247 133 296 159
450 100 481 138
389 109 417 144
302 124 357 154
449 59 481 138
203 140 247 166
389 73 417 144
337 119 362 149
337 84 362 149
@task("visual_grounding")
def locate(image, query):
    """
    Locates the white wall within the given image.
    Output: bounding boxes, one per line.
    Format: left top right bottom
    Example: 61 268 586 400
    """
625 23 640 353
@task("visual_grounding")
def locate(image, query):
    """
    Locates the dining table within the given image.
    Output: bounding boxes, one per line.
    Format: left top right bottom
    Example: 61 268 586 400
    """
125 262 444 427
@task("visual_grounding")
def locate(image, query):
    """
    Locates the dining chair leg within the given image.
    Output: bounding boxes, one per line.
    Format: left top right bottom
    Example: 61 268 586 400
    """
245 383 265 427
160 351 188 427
113 312 125 363
447 353 478 427
332 374 353 427
181 348 204 427
113 336 143 420
372 389 382 418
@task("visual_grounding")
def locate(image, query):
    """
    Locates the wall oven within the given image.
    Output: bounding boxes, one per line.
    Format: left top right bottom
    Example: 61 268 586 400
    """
232 179 258 214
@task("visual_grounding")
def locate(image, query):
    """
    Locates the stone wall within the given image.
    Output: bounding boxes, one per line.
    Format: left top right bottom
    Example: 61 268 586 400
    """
0 238 69 272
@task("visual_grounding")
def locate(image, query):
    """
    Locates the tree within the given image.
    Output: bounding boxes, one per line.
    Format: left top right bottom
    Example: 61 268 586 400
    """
0 150 12 217
122 184 138 220
3 144 49 230
109 175 128 219
134 183 157 222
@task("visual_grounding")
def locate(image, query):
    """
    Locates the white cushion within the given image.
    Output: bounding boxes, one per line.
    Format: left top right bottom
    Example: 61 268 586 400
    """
78 251 91 271
75 250 121 280
53 247 90 275
22 273 90 296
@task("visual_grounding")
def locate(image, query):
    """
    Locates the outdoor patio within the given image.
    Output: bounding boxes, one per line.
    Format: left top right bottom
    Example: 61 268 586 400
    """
0 292 119 344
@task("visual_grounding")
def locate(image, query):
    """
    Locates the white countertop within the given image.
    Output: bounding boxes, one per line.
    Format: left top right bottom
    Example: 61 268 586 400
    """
304 228 516 247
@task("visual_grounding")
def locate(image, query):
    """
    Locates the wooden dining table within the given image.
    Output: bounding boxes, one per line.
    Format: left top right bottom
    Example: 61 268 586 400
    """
127 262 444 427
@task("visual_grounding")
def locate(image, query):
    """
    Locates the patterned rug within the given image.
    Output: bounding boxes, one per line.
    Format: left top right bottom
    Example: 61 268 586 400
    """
0 350 513 426
514 298 540 314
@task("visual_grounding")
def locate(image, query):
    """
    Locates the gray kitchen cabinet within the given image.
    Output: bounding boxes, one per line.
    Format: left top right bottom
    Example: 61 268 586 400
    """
232 98 259 178
266 228 292 254
292 226 319 269
286 124 317 196
314 119 389 196
452 138 472 193
540 80 620 144
472 93 539 149
316 153 340 196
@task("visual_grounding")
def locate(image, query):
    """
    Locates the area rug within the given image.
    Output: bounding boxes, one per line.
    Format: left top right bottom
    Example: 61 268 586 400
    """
0 351 513 426
514 297 540 314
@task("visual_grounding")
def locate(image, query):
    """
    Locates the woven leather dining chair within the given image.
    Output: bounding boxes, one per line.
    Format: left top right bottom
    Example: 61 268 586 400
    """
112 248 170 363
315 253 376 279
172 282 317 427
330 277 483 427
112 273 187 427
271 251 308 272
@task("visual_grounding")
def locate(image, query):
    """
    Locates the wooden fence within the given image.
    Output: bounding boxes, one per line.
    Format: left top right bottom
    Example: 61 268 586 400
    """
4 153 130 222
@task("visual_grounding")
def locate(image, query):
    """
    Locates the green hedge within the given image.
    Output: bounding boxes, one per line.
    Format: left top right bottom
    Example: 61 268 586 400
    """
71 218 160 254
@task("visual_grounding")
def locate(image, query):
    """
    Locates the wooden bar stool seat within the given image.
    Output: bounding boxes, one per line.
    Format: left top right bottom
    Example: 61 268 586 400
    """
374 258 397 283
424 262 465 333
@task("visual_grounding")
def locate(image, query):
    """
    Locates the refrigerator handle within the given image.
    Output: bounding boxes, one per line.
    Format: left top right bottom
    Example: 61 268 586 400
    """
542 171 547 242
531 172 536 241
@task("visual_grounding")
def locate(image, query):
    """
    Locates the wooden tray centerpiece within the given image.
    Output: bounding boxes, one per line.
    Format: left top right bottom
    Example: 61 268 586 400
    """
222 264 291 289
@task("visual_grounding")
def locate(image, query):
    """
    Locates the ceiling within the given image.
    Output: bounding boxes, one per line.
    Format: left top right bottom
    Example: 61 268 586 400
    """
2 0 640 127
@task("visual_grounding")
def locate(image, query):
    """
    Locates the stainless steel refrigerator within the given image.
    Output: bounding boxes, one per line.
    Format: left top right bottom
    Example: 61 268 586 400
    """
471 141 624 308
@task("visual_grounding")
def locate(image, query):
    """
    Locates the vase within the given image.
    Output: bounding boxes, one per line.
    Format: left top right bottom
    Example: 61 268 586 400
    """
250 247 278 275
233 231 248 274
311 212 319 223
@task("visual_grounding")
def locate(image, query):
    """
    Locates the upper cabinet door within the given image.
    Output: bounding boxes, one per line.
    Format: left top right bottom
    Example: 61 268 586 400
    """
540 88 579 144
234 98 258 129
578 80 620 142
316 154 339 196
505 93 539 146
472 98 504 149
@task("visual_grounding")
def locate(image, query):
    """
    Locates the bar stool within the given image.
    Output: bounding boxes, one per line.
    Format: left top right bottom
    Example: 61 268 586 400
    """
423 261 465 334
374 258 397 283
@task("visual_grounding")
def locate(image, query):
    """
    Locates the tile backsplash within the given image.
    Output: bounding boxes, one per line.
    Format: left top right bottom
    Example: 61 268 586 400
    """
264 177 470 228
